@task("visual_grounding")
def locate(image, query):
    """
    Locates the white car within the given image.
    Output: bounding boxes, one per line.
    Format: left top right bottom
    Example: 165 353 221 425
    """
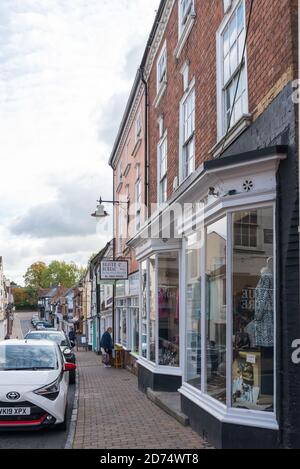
0 339 76 431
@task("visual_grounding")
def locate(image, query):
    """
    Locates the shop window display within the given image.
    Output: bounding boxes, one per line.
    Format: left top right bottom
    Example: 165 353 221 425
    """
206 217 227 404
186 233 202 387
149 256 156 362
158 252 180 367
232 207 274 411
141 261 148 358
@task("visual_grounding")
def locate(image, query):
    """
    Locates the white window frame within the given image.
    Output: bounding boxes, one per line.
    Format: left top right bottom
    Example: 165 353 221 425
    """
157 41 167 94
135 112 142 143
216 0 249 140
135 178 142 231
157 131 168 205
117 160 123 186
180 201 278 431
138 252 182 375
179 78 196 183
179 0 195 36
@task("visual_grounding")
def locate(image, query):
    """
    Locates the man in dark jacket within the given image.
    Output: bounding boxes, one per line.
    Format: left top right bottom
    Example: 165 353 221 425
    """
100 327 113 368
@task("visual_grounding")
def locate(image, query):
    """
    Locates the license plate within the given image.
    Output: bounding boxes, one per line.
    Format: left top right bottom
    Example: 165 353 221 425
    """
0 408 31 416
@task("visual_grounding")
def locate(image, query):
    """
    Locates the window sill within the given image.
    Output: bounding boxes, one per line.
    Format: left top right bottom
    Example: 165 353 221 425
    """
137 356 182 376
179 383 279 431
174 14 196 59
211 114 252 159
123 163 131 177
131 138 142 158
116 181 123 193
153 80 167 109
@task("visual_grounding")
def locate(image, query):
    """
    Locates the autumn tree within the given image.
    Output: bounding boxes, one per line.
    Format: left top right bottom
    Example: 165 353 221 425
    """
24 262 47 290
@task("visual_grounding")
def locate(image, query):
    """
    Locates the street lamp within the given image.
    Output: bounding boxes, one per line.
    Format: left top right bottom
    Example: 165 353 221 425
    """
91 196 128 219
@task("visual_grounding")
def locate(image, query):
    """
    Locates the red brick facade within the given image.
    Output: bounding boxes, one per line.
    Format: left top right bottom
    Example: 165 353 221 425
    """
147 0 297 214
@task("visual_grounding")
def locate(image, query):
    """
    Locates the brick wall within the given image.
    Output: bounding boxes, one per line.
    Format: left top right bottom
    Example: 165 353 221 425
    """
147 0 297 213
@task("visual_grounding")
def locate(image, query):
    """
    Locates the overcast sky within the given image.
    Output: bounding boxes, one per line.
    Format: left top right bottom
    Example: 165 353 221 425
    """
0 0 160 285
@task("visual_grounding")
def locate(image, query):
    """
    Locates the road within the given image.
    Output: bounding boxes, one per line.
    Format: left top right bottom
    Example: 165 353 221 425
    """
0 311 76 449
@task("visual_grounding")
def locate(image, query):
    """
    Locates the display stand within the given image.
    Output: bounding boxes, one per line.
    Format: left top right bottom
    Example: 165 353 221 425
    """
114 345 124 368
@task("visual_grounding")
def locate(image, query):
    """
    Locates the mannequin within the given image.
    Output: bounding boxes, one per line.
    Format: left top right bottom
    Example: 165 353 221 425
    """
254 257 274 348
254 257 274 397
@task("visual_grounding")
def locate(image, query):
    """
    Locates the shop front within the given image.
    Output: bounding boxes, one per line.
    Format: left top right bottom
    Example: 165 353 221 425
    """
115 271 140 374
130 146 288 448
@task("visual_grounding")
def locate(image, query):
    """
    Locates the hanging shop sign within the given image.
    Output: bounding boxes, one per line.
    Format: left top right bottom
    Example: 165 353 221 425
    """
100 260 128 280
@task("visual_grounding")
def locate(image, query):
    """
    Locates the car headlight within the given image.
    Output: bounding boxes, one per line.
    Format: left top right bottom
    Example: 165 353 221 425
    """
34 376 62 401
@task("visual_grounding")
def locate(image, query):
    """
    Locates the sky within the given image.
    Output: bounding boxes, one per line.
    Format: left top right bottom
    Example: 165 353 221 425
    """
0 0 160 285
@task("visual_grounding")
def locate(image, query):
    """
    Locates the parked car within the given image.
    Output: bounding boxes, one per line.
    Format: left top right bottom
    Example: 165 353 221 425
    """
0 339 76 431
25 331 76 384
34 321 53 330
31 315 39 326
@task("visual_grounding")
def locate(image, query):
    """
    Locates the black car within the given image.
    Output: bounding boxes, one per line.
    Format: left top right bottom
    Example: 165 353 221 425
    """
24 330 76 384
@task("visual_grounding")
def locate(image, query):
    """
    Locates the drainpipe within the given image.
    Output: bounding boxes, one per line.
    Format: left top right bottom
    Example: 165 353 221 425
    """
140 67 149 219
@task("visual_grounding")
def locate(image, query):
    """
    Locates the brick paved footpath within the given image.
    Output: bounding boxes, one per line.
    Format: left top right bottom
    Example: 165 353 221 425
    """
73 351 212 449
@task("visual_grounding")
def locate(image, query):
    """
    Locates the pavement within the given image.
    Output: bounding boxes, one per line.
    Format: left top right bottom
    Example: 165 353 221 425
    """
73 352 212 450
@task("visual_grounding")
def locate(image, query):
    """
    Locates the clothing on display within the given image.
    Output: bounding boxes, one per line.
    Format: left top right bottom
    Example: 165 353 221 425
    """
254 269 274 348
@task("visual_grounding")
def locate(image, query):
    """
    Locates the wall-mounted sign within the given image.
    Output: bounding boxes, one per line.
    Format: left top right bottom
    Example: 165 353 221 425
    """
100 260 128 280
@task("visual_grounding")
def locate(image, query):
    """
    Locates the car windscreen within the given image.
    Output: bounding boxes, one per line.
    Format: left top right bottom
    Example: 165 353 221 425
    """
25 333 68 347
0 345 58 371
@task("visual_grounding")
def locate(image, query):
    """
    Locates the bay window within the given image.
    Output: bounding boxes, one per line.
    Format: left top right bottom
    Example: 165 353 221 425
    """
158 252 180 367
232 207 274 411
141 261 148 358
149 256 156 363
139 252 180 368
184 205 275 418
206 217 227 404
185 232 202 388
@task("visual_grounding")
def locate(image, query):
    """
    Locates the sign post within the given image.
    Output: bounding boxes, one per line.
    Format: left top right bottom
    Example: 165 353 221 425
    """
100 260 128 281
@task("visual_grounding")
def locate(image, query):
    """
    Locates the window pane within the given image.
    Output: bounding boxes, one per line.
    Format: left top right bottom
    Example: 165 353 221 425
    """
206 217 227 404
237 3 244 33
149 256 156 363
141 261 148 358
186 232 202 389
158 252 180 367
232 207 274 412
131 307 139 354
224 55 230 85
121 309 127 347
228 14 236 47
223 28 230 57
229 43 238 75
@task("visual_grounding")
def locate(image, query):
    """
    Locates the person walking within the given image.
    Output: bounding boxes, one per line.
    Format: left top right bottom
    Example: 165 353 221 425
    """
68 328 76 348
100 327 113 368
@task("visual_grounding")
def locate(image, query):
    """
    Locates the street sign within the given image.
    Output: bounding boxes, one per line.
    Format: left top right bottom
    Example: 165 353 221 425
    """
100 260 128 280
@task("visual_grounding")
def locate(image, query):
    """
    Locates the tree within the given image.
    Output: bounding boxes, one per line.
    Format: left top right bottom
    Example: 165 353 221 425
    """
12 287 37 311
24 262 47 289
40 261 85 288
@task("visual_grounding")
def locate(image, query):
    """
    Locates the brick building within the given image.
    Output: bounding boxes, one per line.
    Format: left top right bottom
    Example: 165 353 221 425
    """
109 71 146 372
107 0 299 448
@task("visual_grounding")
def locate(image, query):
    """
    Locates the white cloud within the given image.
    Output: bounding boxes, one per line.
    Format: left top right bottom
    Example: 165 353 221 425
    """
0 0 160 283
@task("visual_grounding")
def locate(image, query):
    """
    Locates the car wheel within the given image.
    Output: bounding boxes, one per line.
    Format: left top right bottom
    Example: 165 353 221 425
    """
69 370 76 385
